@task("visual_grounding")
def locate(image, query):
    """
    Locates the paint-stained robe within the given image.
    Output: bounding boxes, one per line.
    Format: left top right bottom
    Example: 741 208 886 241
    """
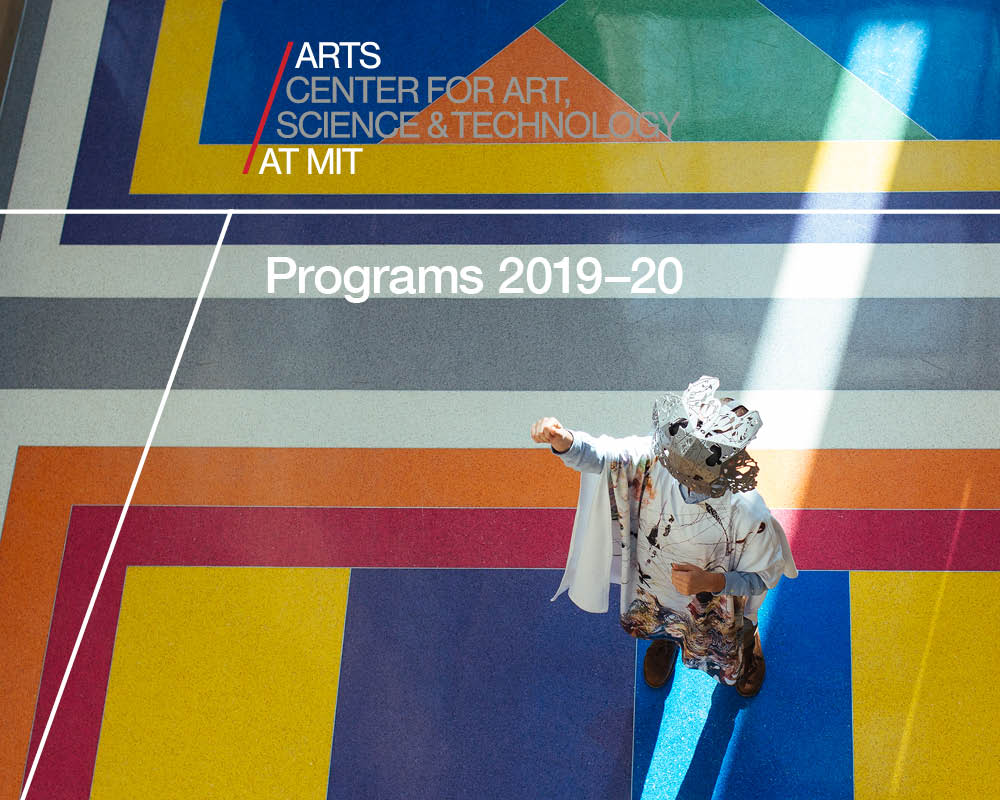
553 431 797 684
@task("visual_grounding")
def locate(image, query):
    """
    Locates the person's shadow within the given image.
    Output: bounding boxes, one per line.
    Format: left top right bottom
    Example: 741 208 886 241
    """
633 676 749 800
674 685 749 799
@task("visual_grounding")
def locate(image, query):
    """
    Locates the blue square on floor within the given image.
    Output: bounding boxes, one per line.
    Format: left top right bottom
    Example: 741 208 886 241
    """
329 569 636 800
633 571 854 800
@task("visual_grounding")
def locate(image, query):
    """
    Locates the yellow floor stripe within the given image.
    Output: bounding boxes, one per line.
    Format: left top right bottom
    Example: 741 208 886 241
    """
91 566 350 800
131 0 1000 195
851 572 1000 800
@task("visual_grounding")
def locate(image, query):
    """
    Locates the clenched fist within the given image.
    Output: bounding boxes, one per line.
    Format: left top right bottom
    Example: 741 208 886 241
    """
530 417 574 454
670 563 726 595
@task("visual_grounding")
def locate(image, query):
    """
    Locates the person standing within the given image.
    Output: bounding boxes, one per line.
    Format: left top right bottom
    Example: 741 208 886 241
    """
531 376 797 696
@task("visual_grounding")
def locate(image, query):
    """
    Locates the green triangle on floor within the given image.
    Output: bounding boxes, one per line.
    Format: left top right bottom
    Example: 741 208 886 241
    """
537 0 933 141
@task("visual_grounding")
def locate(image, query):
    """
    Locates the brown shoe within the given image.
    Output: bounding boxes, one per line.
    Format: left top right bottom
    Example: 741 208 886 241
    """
643 639 678 688
735 629 765 697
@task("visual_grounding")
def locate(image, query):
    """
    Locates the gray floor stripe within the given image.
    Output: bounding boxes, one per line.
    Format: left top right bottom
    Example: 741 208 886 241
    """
0 0 52 234
2 297 995 389
3 298 190 388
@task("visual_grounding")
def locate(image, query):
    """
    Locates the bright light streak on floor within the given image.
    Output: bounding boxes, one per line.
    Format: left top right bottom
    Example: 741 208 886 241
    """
727 19 931 795
744 20 929 502
888 479 970 795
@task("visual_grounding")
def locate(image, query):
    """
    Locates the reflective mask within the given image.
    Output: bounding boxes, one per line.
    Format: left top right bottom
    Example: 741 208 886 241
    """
651 376 762 497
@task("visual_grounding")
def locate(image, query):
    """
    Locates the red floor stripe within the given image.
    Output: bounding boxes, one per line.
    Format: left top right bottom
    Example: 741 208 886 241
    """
242 41 293 174
26 504 1000 794
775 508 1000 571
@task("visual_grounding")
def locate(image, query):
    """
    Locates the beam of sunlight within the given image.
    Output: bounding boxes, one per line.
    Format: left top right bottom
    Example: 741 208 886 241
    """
637 16 931 800
888 480 972 794
744 19 929 508
641 668 719 799
727 20 930 796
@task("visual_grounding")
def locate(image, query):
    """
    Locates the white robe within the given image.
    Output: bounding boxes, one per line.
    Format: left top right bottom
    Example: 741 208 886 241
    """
552 432 798 683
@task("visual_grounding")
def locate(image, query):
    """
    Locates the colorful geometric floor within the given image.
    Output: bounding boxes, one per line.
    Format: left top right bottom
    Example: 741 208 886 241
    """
2 1 1000 799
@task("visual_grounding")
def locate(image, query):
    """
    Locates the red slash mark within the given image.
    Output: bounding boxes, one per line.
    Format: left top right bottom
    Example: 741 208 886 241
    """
242 41 294 174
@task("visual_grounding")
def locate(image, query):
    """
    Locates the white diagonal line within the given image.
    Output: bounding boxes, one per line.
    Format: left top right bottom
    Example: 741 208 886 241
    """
18 211 232 800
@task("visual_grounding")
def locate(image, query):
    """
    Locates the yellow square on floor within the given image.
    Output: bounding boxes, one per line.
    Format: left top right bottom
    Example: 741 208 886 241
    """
851 571 1000 800
91 566 350 799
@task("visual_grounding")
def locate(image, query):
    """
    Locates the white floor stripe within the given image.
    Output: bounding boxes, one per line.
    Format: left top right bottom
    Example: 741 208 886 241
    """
5 0 107 210
0 389 992 450
1 389 995 536
3 241 997 299
17 212 231 800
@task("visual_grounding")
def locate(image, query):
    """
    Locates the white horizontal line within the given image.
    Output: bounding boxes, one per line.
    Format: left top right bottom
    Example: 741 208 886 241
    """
2 208 1000 216
603 276 632 282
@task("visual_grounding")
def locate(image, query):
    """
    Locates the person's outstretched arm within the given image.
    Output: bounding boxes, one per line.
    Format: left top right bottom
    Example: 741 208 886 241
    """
529 417 573 453
531 418 647 474
530 417 606 473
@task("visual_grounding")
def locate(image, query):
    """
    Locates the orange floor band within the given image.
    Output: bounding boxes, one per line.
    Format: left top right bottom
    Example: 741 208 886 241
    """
1 445 996 798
